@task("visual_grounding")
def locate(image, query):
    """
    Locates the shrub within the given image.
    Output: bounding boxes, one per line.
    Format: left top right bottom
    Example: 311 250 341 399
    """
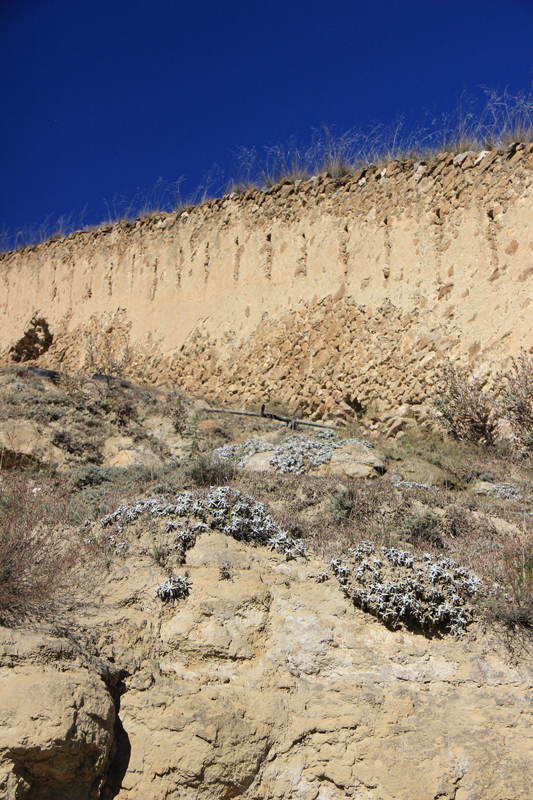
75 464 114 488
111 396 137 426
486 534 533 642
85 331 134 397
0 475 77 620
397 510 443 548
433 361 497 446
185 453 237 487
498 350 533 456
328 484 382 522
505 537 533 606
164 391 188 434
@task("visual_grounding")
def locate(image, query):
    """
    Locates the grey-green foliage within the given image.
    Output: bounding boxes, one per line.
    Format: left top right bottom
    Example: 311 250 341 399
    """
331 543 482 636
214 430 374 475
155 574 191 601
99 487 307 566
397 511 442 547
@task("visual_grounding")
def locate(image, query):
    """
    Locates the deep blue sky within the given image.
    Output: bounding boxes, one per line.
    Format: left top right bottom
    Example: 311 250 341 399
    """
1 0 533 247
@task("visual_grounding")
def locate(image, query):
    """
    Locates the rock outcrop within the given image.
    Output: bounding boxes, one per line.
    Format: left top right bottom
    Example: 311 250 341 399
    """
0 627 120 800
1 495 532 799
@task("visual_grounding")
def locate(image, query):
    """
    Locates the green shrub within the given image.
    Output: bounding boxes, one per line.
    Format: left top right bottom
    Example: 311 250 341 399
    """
398 510 443 548
328 483 385 522
75 464 114 488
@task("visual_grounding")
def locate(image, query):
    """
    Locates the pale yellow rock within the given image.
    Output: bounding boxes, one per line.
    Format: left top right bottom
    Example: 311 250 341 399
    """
102 435 163 468
2 522 533 799
141 414 188 458
313 441 386 478
0 665 115 800
109 530 533 800
389 454 458 488
0 419 65 466
242 449 276 471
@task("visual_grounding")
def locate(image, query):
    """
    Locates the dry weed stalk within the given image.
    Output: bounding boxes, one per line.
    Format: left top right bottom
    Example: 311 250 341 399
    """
86 330 133 384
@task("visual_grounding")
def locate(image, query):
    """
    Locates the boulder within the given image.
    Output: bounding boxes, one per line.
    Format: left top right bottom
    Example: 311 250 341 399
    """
112 530 533 799
102 435 163 469
1 508 532 799
0 420 65 468
242 450 276 471
313 441 386 478
0 662 115 800
141 414 189 459
388 454 458 488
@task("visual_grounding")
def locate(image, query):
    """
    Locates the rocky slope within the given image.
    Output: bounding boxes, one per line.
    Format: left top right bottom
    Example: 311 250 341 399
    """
1 489 533 799
1 369 533 799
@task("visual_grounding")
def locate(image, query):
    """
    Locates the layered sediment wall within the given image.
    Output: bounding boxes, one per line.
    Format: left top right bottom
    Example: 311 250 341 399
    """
1 144 533 419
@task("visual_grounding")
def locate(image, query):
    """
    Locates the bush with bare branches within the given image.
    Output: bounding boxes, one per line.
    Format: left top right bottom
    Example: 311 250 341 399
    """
86 330 133 388
433 361 498 446
0 475 77 620
498 350 533 456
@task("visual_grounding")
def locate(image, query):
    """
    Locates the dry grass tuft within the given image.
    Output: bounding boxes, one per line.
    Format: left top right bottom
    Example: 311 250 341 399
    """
3 88 533 254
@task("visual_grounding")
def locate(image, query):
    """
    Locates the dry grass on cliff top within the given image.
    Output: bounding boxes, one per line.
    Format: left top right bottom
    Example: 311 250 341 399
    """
229 88 533 190
3 88 533 252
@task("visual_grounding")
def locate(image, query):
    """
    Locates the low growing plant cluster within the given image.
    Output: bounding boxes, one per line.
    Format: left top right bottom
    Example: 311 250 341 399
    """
98 487 307 578
155 573 191 601
331 542 483 636
214 430 374 475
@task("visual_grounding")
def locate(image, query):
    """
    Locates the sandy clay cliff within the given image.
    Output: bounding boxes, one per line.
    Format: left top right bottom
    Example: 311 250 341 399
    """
1 143 533 419
1 145 533 800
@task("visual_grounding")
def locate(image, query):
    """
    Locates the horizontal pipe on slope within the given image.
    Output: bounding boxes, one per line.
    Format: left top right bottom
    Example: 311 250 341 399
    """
201 405 339 430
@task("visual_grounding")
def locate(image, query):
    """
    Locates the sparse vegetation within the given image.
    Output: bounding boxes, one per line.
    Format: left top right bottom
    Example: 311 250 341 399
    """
185 452 238 487
219 560 232 580
498 349 533 456
1 360 532 640
3 88 533 253
397 510 443 548
86 331 134 389
431 351 533 462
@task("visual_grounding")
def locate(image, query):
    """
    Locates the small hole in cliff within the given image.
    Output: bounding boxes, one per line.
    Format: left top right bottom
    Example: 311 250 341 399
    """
9 317 53 362
266 233 271 242
487 209 494 220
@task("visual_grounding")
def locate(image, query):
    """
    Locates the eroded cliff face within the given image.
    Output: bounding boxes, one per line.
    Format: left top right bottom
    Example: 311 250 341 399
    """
1 144 533 416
